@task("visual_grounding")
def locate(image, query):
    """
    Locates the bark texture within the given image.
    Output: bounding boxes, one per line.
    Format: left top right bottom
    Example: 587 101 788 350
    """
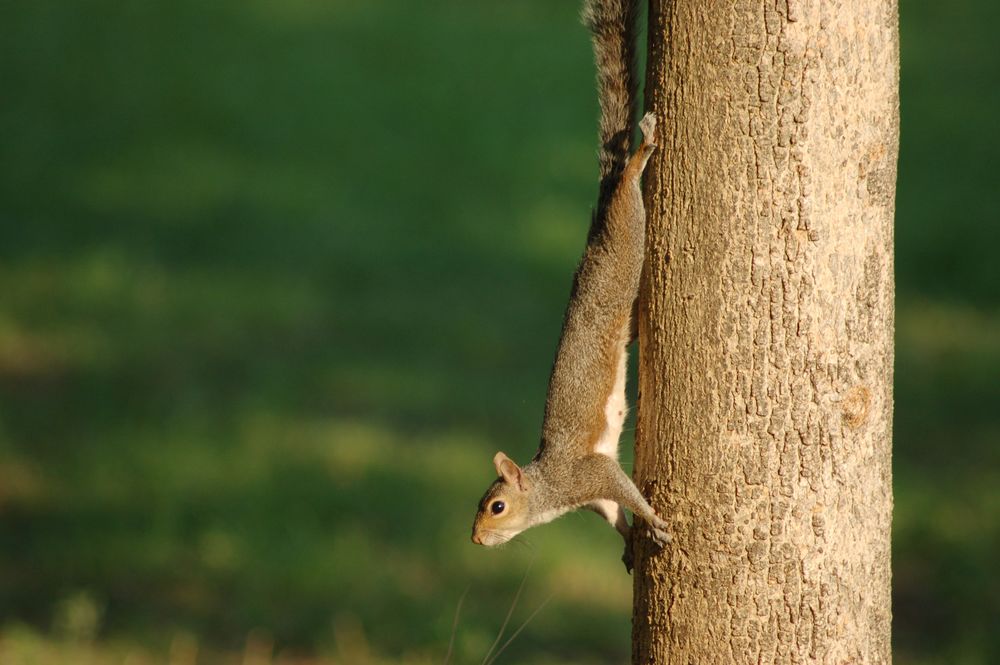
632 0 898 663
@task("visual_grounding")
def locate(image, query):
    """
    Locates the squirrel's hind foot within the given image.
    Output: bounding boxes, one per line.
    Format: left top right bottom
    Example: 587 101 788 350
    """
638 112 657 147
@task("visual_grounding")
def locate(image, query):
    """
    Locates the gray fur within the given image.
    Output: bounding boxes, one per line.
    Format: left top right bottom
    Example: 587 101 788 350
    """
582 0 641 212
470 0 670 573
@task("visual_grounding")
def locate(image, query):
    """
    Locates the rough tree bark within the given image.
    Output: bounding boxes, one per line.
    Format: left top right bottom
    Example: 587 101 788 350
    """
632 0 898 663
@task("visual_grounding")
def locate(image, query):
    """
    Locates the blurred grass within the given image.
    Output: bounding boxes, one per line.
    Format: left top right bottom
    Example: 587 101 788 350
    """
0 0 996 664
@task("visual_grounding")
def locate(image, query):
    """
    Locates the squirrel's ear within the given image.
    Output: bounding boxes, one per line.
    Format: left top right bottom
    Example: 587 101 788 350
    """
493 452 528 491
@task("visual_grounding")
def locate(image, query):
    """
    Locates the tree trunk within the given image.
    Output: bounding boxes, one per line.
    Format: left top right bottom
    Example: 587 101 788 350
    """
632 0 898 663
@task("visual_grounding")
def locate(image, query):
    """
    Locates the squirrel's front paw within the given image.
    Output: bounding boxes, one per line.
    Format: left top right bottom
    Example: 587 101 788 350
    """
648 516 672 548
650 526 672 547
621 540 635 574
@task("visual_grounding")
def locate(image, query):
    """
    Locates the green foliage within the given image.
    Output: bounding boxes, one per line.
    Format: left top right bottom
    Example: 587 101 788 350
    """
0 0 995 663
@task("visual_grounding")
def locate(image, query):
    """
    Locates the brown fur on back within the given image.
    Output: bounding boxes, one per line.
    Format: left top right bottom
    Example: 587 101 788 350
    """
539 137 648 457
537 0 645 460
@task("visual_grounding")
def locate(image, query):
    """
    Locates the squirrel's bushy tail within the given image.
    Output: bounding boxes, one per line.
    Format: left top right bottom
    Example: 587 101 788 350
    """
582 0 641 212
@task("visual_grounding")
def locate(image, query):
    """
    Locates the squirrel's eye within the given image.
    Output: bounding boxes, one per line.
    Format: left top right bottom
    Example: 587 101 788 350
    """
490 501 506 515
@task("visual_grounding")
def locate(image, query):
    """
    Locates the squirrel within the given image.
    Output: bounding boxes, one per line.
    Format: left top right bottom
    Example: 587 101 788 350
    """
470 0 669 573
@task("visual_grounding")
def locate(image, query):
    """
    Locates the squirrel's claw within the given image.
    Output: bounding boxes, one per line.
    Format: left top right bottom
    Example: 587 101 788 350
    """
648 514 672 548
621 540 635 574
638 111 657 147
622 521 669 573
650 526 672 548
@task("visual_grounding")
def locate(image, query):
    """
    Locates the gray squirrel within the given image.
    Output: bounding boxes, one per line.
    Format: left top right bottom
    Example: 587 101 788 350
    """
470 0 669 573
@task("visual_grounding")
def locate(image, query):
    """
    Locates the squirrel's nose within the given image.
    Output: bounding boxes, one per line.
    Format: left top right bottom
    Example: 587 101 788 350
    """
471 533 482 545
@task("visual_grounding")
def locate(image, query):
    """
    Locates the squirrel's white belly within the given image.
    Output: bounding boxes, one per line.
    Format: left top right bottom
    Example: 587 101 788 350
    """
593 345 628 458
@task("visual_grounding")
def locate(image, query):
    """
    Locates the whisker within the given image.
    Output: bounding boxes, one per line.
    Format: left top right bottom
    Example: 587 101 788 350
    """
484 592 555 665
443 586 470 665
481 556 534 665
511 538 534 552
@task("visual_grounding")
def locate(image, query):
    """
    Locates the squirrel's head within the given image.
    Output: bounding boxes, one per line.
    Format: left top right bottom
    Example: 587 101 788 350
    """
471 452 532 547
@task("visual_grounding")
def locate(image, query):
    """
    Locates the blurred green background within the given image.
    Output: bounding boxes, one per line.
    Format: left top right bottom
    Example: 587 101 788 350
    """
0 1 996 664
